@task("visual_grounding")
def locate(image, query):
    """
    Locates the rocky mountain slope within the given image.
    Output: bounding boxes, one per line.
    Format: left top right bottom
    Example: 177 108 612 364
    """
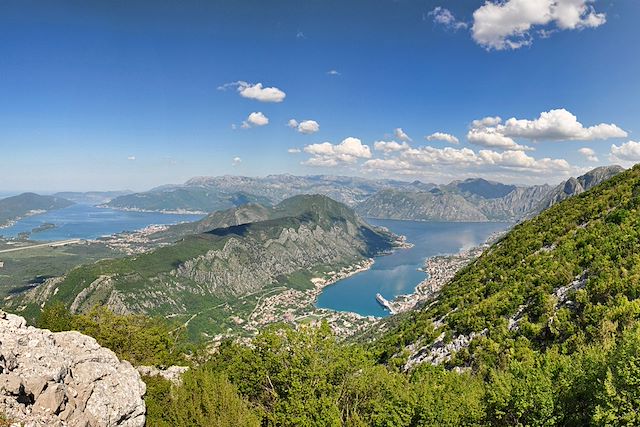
355 189 489 221
103 174 435 212
357 167 623 222
0 311 145 426
11 195 397 340
530 165 624 215
374 164 640 373
0 193 74 227
356 182 553 222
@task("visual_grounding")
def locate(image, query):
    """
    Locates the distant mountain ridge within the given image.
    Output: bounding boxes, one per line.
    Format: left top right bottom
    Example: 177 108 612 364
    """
0 193 74 227
102 167 625 222
104 174 436 212
53 190 132 205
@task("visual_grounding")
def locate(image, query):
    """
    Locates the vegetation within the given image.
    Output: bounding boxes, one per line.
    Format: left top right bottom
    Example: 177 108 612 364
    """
0 192 73 225
25 166 640 425
38 303 188 366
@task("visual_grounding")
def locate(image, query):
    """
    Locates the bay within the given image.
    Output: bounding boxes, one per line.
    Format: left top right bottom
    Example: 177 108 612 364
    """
0 204 203 241
316 219 511 317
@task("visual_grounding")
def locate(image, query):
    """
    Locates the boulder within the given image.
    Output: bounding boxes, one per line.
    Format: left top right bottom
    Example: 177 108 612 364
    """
0 311 146 426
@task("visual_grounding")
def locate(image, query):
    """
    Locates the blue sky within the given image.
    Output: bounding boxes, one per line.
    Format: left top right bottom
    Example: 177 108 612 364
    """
1 0 639 191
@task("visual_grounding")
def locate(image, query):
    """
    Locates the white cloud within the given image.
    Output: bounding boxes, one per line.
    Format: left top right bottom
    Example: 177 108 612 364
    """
472 0 607 50
327 70 340 76
501 109 627 141
363 145 572 178
428 7 468 30
467 109 626 149
426 132 460 144
232 156 242 166
288 148 302 154
303 137 372 167
610 141 640 166
298 120 320 134
127 156 136 161
471 116 502 128
578 147 599 162
467 127 532 151
374 140 410 153
241 112 269 128
218 81 286 103
394 128 412 142
288 119 320 134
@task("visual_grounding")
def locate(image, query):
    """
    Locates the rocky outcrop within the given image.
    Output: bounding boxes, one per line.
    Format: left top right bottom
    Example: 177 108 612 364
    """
531 165 624 215
0 311 145 427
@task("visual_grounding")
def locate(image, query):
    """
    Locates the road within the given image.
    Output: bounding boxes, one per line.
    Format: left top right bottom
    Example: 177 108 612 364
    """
0 239 81 254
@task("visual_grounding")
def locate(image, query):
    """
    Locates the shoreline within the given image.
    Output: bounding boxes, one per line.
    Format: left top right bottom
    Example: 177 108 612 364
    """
96 205 207 215
387 230 507 313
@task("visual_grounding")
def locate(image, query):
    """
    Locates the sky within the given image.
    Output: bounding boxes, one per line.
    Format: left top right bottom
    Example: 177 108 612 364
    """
1 0 639 191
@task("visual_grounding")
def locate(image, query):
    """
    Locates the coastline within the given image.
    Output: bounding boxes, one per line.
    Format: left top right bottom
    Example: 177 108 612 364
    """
96 205 207 215
387 230 507 313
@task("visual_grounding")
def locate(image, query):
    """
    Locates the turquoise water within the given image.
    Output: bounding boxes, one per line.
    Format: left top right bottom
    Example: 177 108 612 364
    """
316 219 511 317
0 204 203 241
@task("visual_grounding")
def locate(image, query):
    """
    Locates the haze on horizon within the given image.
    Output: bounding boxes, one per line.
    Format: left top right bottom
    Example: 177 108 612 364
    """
1 0 639 192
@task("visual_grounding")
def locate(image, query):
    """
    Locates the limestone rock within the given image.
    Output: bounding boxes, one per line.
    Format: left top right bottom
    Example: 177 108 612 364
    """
0 311 146 426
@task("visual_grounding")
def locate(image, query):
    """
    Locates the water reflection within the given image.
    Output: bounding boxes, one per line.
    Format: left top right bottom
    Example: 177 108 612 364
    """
316 219 511 317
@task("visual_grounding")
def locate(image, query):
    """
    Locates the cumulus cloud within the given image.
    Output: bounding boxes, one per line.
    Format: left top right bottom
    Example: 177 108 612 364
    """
303 137 372 167
471 116 502 128
578 147 599 162
232 156 242 166
610 141 640 165
467 127 532 151
288 148 302 154
394 128 412 142
472 0 607 50
218 81 286 103
288 119 320 134
501 109 627 141
363 145 571 177
467 109 626 149
374 140 411 153
426 132 460 144
241 112 269 128
428 7 468 30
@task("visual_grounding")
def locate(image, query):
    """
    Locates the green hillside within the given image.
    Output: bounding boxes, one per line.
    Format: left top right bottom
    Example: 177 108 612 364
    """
34 166 640 426
14 195 396 341
0 193 74 226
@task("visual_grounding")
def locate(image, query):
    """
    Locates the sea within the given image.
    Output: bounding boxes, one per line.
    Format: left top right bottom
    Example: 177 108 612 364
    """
0 204 203 241
315 219 511 317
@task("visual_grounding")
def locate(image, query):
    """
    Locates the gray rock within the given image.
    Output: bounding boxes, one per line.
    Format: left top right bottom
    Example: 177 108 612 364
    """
0 312 146 426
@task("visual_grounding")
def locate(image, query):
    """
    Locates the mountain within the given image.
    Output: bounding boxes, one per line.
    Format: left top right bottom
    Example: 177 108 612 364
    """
450 178 517 199
531 165 624 215
0 193 74 227
375 163 640 376
53 190 133 205
355 189 489 221
103 174 436 212
12 195 397 340
104 188 272 213
356 183 553 222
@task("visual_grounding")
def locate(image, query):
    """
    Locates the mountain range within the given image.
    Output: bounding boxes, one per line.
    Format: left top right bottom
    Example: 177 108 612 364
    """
11 195 397 340
103 166 625 222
